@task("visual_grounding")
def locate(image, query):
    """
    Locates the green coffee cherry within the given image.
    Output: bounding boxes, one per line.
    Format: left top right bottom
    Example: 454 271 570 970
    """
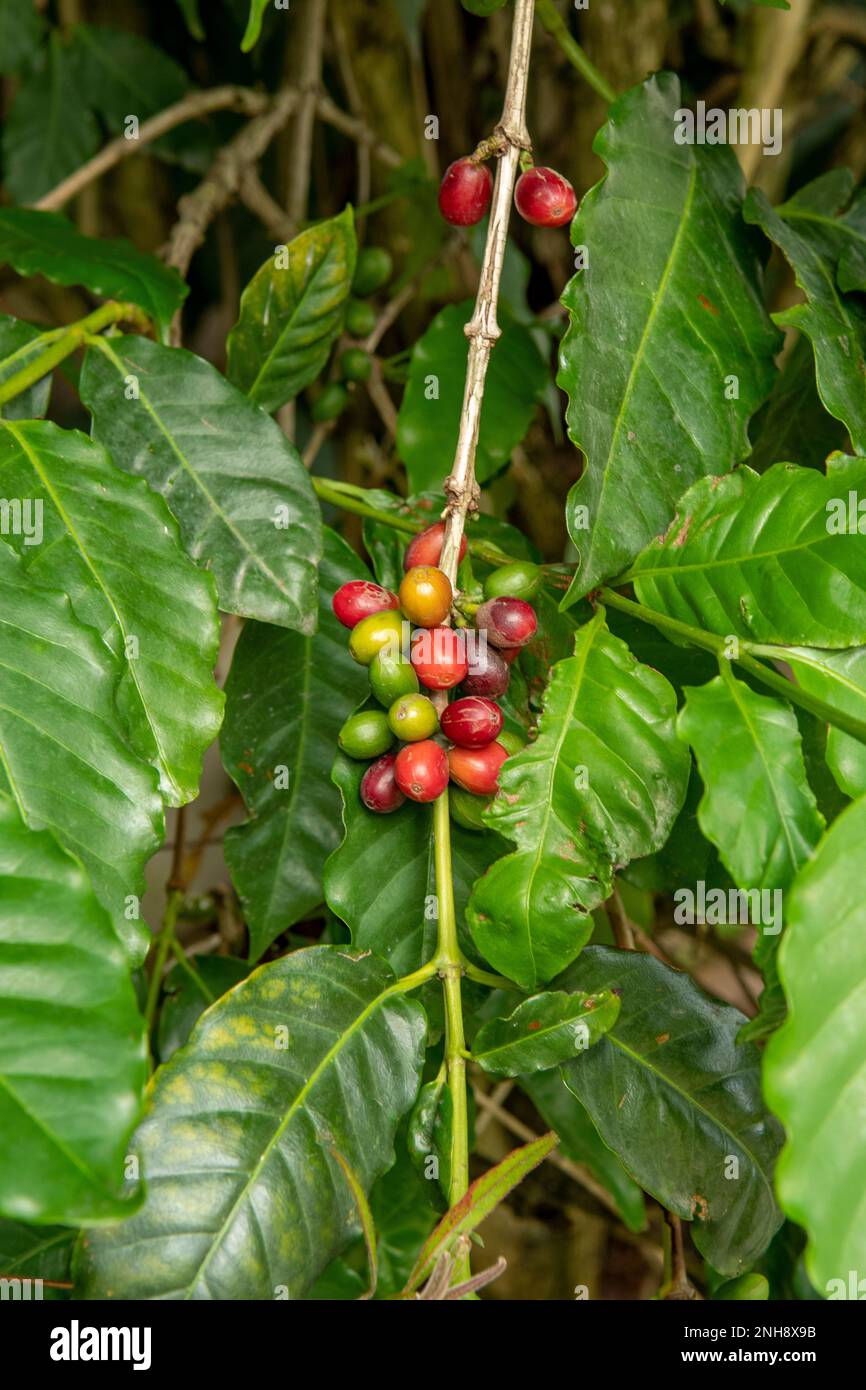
352 247 393 296
338 709 394 759
312 383 349 422
483 560 542 601
345 299 377 338
388 693 439 742
349 609 405 665
340 348 372 383
370 649 419 706
449 784 491 831
497 728 526 757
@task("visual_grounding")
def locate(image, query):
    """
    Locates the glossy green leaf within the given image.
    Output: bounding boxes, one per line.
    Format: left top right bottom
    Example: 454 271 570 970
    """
76 946 426 1300
748 336 846 473
520 1069 646 1232
0 211 186 340
561 946 784 1275
629 460 866 647
70 25 213 173
559 73 779 603
404 1131 557 1293
783 646 866 799
0 419 223 807
397 301 546 494
468 610 689 989
473 989 620 1078
0 317 52 421
326 756 506 975
0 0 45 76
765 795 866 1296
2 34 100 204
746 172 866 451
157 956 250 1063
227 209 357 414
221 529 371 960
0 1220 75 1298
679 672 823 892
0 795 146 1225
0 543 162 962
367 1148 437 1297
80 334 322 632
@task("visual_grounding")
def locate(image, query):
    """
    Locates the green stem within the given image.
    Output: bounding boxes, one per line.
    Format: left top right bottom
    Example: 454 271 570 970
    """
144 888 184 1040
169 938 215 1002
0 301 150 408
463 961 521 992
600 587 866 745
535 0 617 105
432 788 471 1272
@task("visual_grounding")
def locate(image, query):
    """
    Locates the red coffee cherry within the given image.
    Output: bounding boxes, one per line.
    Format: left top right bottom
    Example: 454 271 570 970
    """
399 565 453 628
475 597 537 648
448 741 508 796
514 166 577 228
395 740 449 802
440 696 503 749
332 580 399 629
460 643 510 698
410 627 468 689
403 521 467 572
360 752 405 813
438 158 493 226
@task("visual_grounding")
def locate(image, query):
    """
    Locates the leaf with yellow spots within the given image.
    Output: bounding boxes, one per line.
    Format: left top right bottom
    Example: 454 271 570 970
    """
75 945 426 1299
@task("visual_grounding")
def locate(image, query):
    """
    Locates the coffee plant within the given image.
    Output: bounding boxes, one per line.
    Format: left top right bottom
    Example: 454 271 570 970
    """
0 0 865 1308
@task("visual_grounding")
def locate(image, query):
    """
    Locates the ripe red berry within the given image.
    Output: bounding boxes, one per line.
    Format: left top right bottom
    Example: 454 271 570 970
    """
514 166 577 228
399 565 453 628
448 741 508 797
438 158 493 226
410 627 468 690
395 740 449 802
332 580 399 629
460 643 510 698
475 597 537 648
360 752 405 813
403 521 468 572
440 696 503 749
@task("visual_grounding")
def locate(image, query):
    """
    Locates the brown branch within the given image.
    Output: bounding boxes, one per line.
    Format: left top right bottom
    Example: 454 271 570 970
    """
286 0 328 228
35 87 271 213
315 91 403 169
239 169 295 242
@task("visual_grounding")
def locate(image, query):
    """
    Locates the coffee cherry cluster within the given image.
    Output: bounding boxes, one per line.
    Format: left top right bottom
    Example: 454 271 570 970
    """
438 155 576 229
332 521 540 820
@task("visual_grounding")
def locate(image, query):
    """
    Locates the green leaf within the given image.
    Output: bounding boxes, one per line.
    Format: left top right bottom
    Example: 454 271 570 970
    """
559 73 779 602
0 795 146 1225
0 1221 75 1298
678 672 823 892
0 0 46 76
367 1147 437 1297
221 529 371 960
157 956 250 1063
2 34 100 204
403 1131 558 1293
519 1069 646 1232
0 419 223 807
80 334 322 632
765 795 866 1295
629 460 866 647
240 0 269 51
325 753 506 975
0 316 52 421
70 25 212 173
397 302 546 494
227 209 357 414
784 646 866 797
0 543 162 963
472 989 620 1077
468 610 689 990
745 172 866 451
748 336 846 473
0 210 187 340
76 945 426 1300
561 946 784 1275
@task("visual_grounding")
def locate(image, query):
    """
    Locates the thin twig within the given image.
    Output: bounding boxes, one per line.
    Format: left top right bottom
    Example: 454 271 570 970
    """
35 87 270 212
286 0 328 228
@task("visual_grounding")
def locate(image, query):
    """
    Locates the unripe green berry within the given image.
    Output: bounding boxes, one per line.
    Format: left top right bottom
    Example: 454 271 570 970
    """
345 298 377 338
369 649 419 706
338 709 394 759
387 693 439 742
483 561 542 601
312 383 349 422
449 784 491 831
340 348 372 383
352 247 393 296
